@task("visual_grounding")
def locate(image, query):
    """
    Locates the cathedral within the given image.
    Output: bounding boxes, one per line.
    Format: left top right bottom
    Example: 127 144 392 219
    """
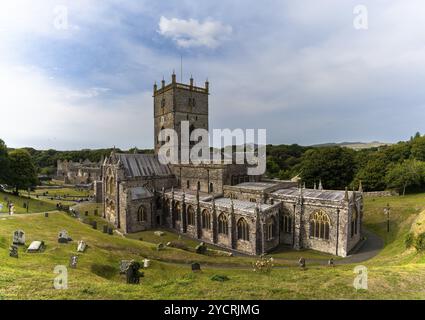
101 73 363 257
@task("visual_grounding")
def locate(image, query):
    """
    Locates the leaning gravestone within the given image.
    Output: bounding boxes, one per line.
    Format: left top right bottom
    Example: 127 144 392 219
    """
58 230 72 244
195 242 207 255
69 255 78 269
9 245 18 258
27 241 45 253
191 262 201 272
77 240 87 253
12 230 25 246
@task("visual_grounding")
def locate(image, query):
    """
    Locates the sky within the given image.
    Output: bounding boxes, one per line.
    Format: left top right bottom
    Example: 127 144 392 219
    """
0 0 424 150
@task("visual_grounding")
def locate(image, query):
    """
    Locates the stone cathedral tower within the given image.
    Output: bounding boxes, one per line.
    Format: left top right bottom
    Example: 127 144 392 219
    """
153 72 209 155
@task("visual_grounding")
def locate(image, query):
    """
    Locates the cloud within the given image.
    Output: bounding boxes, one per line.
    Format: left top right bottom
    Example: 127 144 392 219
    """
158 16 232 48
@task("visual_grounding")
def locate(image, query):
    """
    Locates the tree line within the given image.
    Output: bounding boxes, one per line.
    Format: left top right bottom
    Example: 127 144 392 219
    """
266 132 425 194
2 132 425 194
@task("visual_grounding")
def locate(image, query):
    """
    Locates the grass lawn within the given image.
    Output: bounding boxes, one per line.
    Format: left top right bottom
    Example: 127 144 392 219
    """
0 191 57 214
1 193 425 299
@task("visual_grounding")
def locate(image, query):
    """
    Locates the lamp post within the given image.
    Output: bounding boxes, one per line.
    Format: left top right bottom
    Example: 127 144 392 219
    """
384 203 390 233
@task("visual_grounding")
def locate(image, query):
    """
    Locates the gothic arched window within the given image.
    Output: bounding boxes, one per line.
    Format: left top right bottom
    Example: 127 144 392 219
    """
351 206 359 237
309 211 331 240
266 216 276 240
187 206 195 226
237 218 250 241
218 213 228 235
137 205 146 222
175 202 181 221
201 209 211 230
283 214 292 234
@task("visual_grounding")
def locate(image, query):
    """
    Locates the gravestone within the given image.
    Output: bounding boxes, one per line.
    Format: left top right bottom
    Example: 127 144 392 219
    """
103 225 108 234
45 212 49 218
191 262 201 272
69 255 78 268
77 240 87 253
298 257 306 269
328 258 334 267
108 227 113 235
120 260 143 284
143 259 150 268
12 230 25 245
85 211 88 216
58 230 72 243
195 242 207 255
92 221 97 229
27 241 45 253
154 231 165 237
9 245 18 258
94 209 98 216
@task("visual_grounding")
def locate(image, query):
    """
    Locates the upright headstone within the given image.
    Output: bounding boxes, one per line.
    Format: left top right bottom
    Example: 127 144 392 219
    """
120 260 143 284
143 259 150 268
12 230 25 245
191 263 201 272
108 227 113 235
45 212 49 218
195 242 207 254
69 255 78 268
92 221 97 229
9 245 18 258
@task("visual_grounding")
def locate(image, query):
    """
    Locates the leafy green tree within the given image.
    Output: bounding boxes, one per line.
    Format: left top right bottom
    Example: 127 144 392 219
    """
0 139 10 184
8 149 38 193
353 155 389 191
299 147 355 189
411 135 425 161
385 159 425 196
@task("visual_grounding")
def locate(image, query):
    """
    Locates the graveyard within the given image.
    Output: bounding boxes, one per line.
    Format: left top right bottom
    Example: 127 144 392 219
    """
1 192 425 299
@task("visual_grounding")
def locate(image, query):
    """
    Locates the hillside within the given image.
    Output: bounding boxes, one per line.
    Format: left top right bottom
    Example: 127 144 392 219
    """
1 193 425 299
312 141 392 150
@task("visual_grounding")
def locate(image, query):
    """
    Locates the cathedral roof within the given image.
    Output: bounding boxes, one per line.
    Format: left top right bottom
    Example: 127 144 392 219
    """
128 187 154 200
272 187 354 202
116 154 173 178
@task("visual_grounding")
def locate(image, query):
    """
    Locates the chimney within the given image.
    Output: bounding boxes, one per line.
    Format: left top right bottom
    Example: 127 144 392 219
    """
205 79 209 93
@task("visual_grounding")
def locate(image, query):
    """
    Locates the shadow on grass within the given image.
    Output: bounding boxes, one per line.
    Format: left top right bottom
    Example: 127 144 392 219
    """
90 263 117 279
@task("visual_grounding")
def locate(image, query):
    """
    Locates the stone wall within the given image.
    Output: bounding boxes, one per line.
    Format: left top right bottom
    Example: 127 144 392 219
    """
363 190 399 197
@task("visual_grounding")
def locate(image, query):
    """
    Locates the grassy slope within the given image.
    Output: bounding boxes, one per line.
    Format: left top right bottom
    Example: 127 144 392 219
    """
1 194 425 299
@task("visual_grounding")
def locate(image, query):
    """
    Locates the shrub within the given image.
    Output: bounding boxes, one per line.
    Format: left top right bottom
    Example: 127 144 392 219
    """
252 256 274 273
414 233 425 252
405 232 414 249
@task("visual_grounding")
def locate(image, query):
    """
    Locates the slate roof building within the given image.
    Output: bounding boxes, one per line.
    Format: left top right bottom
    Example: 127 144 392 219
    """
101 74 363 257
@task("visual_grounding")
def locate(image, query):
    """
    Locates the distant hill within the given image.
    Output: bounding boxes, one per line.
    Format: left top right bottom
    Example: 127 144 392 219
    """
311 141 392 150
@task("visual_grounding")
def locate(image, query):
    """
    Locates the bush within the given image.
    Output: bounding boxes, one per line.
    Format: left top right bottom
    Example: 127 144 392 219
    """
252 256 274 273
414 233 425 252
405 232 414 249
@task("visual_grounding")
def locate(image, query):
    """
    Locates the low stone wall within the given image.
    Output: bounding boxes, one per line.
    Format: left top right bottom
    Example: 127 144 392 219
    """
363 190 399 197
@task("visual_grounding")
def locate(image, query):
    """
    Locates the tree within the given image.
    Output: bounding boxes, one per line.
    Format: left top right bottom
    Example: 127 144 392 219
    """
354 155 388 191
8 149 38 193
411 135 425 161
299 147 356 189
0 139 10 184
385 159 425 196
